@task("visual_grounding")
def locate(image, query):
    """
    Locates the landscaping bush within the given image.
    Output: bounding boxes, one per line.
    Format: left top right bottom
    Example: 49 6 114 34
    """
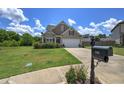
10 40 19 46
2 40 19 47
65 66 77 84
2 41 10 47
33 42 62 49
76 66 87 83
33 42 42 49
0 42 2 46
65 65 87 84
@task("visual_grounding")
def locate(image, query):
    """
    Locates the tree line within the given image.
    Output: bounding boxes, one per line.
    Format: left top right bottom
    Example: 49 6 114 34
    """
0 29 41 47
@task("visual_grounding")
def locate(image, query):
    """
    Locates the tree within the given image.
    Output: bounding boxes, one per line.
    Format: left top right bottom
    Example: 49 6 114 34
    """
7 31 20 41
95 36 100 41
0 29 9 42
20 33 34 46
33 36 41 42
94 34 107 41
98 34 106 38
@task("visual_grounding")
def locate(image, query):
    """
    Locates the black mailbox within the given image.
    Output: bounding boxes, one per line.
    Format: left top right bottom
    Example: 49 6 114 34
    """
93 46 113 62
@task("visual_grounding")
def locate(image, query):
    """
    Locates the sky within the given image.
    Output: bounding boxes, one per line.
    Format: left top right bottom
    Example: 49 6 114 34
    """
0 8 124 36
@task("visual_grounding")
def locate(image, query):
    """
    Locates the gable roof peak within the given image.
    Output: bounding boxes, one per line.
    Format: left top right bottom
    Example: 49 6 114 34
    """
59 21 66 24
111 20 124 32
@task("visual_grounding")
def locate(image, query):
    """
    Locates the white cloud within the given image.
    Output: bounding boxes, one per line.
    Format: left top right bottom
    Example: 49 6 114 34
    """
0 8 28 23
0 8 44 36
34 32 41 37
7 23 34 35
102 18 122 30
35 19 42 27
78 18 122 36
89 22 97 28
6 19 45 36
33 19 45 31
78 26 103 36
68 18 76 26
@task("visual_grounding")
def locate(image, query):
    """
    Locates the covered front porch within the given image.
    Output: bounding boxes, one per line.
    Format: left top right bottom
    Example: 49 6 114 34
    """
41 36 62 44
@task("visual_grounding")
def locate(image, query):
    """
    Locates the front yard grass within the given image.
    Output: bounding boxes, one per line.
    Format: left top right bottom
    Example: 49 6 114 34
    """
0 47 81 79
85 46 124 56
113 47 124 56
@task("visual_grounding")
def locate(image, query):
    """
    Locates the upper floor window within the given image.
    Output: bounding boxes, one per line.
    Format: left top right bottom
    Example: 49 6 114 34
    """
69 30 74 36
61 25 64 31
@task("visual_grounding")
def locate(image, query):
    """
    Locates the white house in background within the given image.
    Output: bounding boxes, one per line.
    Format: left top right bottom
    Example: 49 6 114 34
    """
42 21 82 48
111 21 124 45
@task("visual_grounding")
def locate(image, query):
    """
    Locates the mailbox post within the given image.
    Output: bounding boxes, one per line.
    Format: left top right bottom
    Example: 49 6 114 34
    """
90 36 113 84
90 36 95 84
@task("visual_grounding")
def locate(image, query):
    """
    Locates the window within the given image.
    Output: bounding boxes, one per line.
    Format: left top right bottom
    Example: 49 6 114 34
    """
69 30 74 36
61 25 64 31
50 39 53 42
47 39 49 42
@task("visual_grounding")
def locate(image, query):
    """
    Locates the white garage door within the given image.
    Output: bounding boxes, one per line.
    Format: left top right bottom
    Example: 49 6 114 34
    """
62 38 80 48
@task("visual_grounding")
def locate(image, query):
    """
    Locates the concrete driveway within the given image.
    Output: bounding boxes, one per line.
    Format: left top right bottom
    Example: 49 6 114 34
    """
0 64 81 84
65 48 124 84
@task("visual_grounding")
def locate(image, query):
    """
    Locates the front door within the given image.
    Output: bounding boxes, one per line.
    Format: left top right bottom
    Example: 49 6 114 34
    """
56 37 61 43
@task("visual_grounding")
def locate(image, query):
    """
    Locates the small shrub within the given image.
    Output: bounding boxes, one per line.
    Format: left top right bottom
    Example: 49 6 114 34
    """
2 40 19 47
2 40 10 47
76 66 87 83
65 66 77 84
33 42 62 49
10 40 19 47
65 65 87 84
33 42 42 49
0 42 2 46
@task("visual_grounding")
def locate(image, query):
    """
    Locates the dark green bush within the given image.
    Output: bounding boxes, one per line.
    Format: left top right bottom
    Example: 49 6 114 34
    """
65 66 77 84
19 33 33 46
33 42 62 49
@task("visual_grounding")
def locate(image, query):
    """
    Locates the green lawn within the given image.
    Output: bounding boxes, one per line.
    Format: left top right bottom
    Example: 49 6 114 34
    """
113 47 124 56
0 47 81 79
85 46 124 56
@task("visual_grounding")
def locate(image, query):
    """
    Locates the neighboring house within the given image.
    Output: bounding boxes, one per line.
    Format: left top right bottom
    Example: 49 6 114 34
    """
111 21 124 45
42 21 82 47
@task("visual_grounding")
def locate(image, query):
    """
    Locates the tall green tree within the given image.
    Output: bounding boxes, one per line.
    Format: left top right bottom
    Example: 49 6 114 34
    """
98 34 106 38
33 36 41 42
7 31 20 41
0 29 9 42
20 33 34 46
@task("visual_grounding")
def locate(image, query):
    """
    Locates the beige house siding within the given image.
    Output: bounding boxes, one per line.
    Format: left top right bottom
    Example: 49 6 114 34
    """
46 25 55 31
121 24 124 33
52 23 69 35
42 21 82 47
42 31 56 43
120 24 124 44
111 25 121 44
43 31 54 37
62 29 81 39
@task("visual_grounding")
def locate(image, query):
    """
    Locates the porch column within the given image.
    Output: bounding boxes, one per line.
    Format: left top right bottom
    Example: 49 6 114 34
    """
42 36 44 43
54 37 56 43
